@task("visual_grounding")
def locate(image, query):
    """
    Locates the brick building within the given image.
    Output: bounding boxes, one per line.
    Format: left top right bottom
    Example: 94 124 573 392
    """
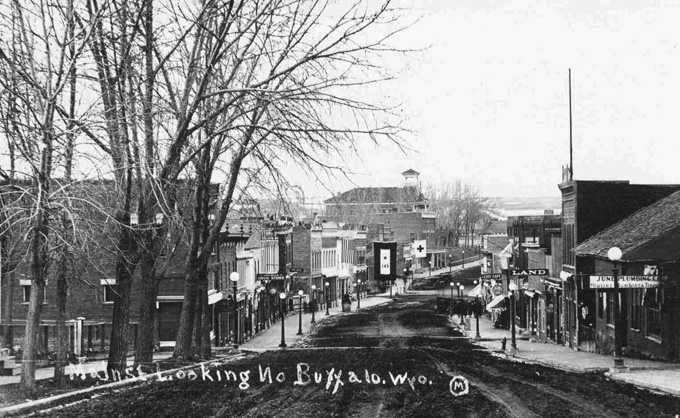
574 190 680 361
558 177 680 351
323 169 436 289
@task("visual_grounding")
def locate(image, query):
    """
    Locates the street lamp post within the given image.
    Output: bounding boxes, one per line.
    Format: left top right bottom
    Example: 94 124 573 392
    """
357 280 361 309
403 268 408 294
255 287 262 333
608 246 625 369
509 282 518 353
459 284 465 326
429 260 432 277
449 255 452 273
500 253 517 353
462 250 465 269
230 272 240 349
311 285 316 324
456 282 461 299
474 280 481 339
325 281 330 316
297 290 304 335
279 292 287 348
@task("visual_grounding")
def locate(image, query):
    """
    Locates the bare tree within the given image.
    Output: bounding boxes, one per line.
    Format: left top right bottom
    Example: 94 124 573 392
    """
426 181 493 248
167 0 410 358
0 0 96 392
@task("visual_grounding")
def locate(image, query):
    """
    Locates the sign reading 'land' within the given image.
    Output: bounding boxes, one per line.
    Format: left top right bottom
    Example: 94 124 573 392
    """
512 269 549 276
589 275 661 289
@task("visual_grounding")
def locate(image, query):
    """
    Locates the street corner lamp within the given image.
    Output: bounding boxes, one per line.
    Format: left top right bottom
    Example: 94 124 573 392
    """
508 282 518 353
311 285 317 324
357 279 362 309
279 291 287 348
449 282 454 301
456 282 461 299
607 246 625 369
297 290 304 335
462 250 465 269
230 272 240 349
325 281 330 316
448 254 452 273
473 280 481 339
459 284 466 325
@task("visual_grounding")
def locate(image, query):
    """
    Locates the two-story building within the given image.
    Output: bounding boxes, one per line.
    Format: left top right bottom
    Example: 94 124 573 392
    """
574 190 680 362
558 175 680 351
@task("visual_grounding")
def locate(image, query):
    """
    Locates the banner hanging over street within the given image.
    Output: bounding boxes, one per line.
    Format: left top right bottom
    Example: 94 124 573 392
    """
373 241 397 281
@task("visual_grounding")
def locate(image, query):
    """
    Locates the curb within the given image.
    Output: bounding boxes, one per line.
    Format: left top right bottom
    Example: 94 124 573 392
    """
0 354 245 417
604 372 680 398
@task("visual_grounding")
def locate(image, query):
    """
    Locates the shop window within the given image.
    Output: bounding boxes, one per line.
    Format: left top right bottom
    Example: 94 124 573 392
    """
104 285 117 303
597 292 604 319
630 289 643 330
606 292 615 325
101 279 117 303
645 289 662 339
22 284 47 304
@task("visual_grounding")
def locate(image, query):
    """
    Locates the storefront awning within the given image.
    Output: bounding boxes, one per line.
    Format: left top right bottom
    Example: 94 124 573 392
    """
467 284 483 298
208 291 223 305
486 295 506 312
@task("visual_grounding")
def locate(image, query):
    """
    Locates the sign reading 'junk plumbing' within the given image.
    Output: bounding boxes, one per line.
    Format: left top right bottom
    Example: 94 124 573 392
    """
589 275 661 289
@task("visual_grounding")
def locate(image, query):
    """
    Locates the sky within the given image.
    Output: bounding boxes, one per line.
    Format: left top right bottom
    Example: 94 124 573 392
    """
295 0 680 203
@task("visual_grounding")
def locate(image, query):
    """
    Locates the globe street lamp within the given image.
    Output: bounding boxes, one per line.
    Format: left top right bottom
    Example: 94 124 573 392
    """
608 246 625 369
325 281 330 316
500 252 516 353
462 250 465 269
279 292 287 348
459 284 466 325
456 282 461 299
269 287 277 322
449 254 452 273
473 280 481 339
509 282 518 353
296 290 304 335
229 272 239 349
255 287 262 333
311 285 317 324
429 260 432 277
357 279 362 309
449 282 454 302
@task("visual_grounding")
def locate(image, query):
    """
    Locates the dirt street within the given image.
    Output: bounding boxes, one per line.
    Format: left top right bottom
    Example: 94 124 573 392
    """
15 294 680 417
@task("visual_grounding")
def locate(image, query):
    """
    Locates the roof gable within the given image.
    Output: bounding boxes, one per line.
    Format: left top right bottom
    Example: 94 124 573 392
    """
574 190 680 261
324 186 425 204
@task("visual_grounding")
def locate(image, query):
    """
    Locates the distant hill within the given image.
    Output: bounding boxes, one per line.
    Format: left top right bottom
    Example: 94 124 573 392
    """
487 196 561 219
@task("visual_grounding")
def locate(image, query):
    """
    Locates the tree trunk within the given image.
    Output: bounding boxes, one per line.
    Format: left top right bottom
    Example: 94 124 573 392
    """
134 254 156 366
190 283 202 356
199 274 211 358
107 223 137 375
173 266 198 359
54 262 68 383
20 279 45 393
2 271 14 349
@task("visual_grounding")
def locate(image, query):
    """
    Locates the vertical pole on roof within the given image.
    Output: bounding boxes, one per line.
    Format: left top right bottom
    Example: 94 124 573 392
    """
569 68 574 180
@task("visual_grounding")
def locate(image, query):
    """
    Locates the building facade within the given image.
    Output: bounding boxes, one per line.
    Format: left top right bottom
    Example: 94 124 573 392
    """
558 177 680 351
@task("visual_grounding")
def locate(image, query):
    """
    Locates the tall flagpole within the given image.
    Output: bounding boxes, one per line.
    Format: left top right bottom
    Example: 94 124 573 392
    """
569 69 573 180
